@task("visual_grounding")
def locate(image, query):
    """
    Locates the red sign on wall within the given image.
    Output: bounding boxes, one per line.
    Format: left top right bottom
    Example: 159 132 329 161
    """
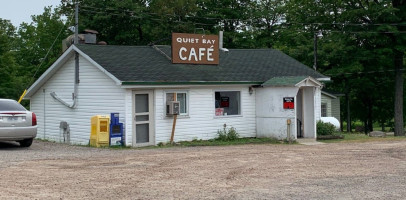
283 97 294 109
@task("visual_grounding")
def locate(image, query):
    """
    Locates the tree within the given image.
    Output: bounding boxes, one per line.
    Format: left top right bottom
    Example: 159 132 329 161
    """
61 0 165 45
281 0 405 134
0 19 25 100
391 0 405 136
251 0 286 48
14 6 70 90
1 0 402 133
195 0 254 48
149 0 199 34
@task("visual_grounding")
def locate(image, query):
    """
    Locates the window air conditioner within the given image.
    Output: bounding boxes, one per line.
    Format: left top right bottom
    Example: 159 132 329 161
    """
166 101 180 115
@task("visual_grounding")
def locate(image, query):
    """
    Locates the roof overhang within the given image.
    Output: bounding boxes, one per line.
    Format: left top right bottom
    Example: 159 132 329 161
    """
121 81 262 86
321 90 345 98
316 77 331 82
321 91 338 99
262 76 323 88
24 45 121 98
120 81 262 89
295 76 323 87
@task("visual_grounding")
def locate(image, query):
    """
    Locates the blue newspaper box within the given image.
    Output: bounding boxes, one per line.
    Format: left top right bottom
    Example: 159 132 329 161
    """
110 113 124 146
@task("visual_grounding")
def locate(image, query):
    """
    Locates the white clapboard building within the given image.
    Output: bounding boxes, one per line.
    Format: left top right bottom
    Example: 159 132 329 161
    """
25 33 329 146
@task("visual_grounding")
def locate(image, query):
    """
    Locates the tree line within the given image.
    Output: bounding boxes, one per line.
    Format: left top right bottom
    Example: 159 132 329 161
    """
0 0 404 135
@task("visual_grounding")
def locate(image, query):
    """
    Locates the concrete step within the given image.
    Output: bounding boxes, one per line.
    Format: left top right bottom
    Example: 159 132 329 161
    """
296 138 325 145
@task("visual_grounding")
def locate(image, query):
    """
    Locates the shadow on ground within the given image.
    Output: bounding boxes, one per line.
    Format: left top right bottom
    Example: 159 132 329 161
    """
0 141 23 149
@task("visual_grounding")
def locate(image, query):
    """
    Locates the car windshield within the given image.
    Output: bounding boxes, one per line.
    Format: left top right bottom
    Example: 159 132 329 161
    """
0 100 26 111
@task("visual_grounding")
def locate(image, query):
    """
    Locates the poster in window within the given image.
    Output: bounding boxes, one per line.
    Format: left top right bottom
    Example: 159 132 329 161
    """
215 108 224 116
283 97 294 109
220 97 229 107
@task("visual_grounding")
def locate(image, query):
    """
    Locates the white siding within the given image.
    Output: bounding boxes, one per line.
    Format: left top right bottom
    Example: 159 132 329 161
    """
124 90 133 146
256 87 299 139
30 55 126 145
31 90 45 140
315 87 322 121
303 87 316 138
331 98 341 121
152 86 256 144
255 86 321 140
321 93 332 117
321 92 340 121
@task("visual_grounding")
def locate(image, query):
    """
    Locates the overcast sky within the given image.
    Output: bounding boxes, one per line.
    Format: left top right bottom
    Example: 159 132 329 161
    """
0 0 61 27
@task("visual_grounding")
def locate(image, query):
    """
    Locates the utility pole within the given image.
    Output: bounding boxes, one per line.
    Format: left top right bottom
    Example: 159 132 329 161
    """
74 1 79 102
345 78 351 132
74 1 79 45
313 32 317 71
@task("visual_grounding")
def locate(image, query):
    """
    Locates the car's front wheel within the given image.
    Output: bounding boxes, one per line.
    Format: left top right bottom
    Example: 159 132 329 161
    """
19 138 33 147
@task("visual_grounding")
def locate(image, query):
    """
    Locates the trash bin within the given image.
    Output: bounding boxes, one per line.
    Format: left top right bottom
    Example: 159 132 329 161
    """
90 115 110 147
110 113 124 146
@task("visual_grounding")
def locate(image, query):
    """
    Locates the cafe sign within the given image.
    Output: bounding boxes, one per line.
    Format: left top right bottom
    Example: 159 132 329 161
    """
172 33 219 65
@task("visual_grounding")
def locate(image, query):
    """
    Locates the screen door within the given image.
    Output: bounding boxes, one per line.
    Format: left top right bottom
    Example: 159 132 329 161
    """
133 91 154 146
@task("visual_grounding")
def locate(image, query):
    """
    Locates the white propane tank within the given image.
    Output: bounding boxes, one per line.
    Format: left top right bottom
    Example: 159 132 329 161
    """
320 117 340 130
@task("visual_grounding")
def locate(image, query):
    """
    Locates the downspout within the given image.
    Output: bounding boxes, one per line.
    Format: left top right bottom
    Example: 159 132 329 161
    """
50 2 79 109
43 88 46 138
50 51 79 108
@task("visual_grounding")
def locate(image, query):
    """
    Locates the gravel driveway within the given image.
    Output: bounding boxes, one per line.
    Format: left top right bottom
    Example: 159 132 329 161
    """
1 140 406 199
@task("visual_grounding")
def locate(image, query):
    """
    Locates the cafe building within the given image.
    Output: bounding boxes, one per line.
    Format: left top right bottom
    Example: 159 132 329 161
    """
25 32 329 146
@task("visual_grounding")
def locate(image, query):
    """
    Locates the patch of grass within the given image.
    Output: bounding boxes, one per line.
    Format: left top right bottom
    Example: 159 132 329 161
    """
317 135 345 140
152 137 291 148
372 127 393 132
182 137 282 146
106 145 132 150
36 137 295 150
34 138 54 143
319 132 406 143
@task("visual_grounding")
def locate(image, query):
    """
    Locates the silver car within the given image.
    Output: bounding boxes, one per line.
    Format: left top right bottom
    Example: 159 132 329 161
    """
0 99 37 147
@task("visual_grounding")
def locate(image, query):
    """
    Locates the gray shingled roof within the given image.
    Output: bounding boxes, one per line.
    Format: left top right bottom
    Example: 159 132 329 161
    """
76 44 327 84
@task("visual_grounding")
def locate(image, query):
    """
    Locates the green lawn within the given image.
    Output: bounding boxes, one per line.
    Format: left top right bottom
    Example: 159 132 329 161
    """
319 133 406 143
165 137 290 147
134 137 293 149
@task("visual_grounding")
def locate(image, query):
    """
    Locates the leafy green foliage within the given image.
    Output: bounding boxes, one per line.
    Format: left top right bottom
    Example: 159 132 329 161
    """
216 125 239 141
0 0 404 132
0 19 21 99
281 0 405 134
0 6 69 101
15 6 70 80
317 121 335 136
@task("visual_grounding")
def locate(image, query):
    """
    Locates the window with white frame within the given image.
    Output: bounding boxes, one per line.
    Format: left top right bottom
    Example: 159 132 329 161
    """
166 92 188 115
321 103 327 117
214 91 241 116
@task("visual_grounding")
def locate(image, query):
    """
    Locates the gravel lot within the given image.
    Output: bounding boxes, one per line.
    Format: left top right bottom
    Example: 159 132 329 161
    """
1 140 406 199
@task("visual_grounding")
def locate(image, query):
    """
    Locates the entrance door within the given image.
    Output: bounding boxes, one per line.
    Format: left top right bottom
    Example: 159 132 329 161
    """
296 89 304 138
299 87 316 138
133 91 154 146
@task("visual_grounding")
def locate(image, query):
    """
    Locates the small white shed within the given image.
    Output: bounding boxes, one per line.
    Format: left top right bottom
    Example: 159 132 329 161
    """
321 90 343 121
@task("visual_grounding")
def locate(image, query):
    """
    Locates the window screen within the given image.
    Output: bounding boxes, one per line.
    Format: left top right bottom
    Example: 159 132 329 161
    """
177 93 187 114
321 103 327 117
